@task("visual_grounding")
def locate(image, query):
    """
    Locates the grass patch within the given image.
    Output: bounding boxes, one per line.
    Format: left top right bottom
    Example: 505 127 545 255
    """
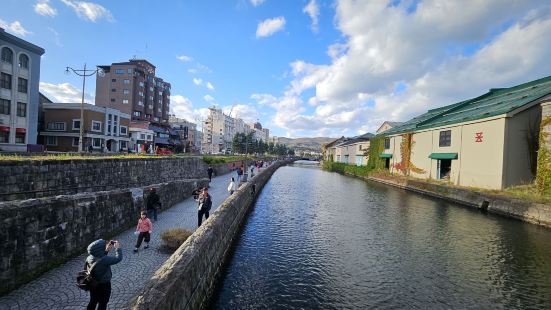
202 155 250 164
0 153 192 161
160 228 193 252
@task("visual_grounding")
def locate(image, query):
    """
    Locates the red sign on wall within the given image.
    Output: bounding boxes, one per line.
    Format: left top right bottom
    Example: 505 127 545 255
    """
475 132 483 143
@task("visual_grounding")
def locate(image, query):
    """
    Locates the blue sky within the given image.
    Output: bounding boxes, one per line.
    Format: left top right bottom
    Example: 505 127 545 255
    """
2 1 551 138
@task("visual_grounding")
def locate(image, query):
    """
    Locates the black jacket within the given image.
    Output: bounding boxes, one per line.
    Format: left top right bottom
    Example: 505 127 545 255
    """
198 193 212 212
146 192 161 210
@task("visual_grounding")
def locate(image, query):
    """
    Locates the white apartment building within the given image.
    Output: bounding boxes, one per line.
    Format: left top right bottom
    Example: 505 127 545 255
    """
0 28 45 151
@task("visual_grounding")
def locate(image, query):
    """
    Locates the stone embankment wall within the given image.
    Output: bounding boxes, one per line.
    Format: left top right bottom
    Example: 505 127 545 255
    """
0 178 209 295
0 157 208 201
132 160 291 310
367 176 551 228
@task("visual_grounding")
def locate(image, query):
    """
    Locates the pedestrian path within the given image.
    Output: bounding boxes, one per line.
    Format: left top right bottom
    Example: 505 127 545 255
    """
0 171 241 310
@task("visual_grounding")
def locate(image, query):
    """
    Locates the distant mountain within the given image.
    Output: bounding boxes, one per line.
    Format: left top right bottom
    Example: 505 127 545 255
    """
275 137 337 152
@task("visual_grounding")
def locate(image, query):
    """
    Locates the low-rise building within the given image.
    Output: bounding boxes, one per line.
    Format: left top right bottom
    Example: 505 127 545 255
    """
381 76 551 190
40 103 130 152
335 133 373 165
129 121 154 153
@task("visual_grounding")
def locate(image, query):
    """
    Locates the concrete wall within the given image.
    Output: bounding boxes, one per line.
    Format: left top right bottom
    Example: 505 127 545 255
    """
503 105 541 187
0 157 208 201
132 160 291 310
0 178 208 295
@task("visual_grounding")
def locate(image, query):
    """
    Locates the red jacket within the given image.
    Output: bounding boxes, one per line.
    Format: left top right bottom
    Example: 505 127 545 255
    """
136 218 153 233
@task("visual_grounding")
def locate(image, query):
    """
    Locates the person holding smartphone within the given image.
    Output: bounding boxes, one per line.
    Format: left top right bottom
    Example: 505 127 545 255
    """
85 239 123 310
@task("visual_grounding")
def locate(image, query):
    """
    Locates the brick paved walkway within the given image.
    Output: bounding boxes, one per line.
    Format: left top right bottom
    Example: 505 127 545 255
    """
0 169 252 310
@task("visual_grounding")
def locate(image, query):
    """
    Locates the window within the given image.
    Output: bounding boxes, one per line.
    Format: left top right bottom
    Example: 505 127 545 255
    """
111 88 116 92
15 132 25 144
148 104 153 109
120 126 127 135
0 99 9 115
16 102 26 117
114 115 118 122
140 133 146 140
122 99 129 104
1 47 13 64
127 68 132 74
139 81 144 87
159 91 162 96
47 122 65 131
138 92 144 96
93 138 101 147
115 69 124 74
72 137 79 147
384 138 390 149
92 121 102 132
120 141 127 149
439 130 451 147
18 54 29 69
123 79 130 84
149 87 154 92
123 89 130 95
133 111 141 117
138 101 144 106
17 78 27 93
111 98 116 102
359 145 362 151
72 119 81 130
111 78 116 82
114 126 117 133
149 96 153 101
147 134 152 140
1 72 12 89
0 131 8 143
46 136 57 146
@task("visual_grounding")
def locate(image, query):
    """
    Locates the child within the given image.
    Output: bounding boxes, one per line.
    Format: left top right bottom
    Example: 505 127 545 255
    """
134 211 152 253
227 177 236 195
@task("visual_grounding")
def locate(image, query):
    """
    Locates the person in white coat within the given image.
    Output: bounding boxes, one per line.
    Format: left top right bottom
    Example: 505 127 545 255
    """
227 177 236 195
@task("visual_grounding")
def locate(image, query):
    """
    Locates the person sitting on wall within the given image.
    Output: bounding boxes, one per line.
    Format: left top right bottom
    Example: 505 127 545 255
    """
197 187 212 227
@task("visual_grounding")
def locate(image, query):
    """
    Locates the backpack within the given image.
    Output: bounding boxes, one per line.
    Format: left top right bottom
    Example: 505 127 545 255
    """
76 259 100 291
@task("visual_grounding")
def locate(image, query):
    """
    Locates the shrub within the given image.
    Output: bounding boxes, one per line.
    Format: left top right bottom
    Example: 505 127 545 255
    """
160 228 193 252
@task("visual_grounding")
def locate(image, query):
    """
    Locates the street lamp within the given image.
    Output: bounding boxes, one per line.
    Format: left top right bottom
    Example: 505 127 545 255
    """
65 64 105 153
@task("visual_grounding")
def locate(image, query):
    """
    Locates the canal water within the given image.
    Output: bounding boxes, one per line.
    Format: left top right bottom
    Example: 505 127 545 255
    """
210 162 551 309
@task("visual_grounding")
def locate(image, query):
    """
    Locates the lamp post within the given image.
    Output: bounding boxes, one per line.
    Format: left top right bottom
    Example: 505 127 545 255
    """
65 64 104 153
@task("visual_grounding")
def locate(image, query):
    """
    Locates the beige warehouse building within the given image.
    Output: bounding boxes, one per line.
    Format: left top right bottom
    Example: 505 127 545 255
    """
381 76 551 190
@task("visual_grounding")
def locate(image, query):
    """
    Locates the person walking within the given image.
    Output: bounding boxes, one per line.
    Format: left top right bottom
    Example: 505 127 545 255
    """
134 211 153 253
237 164 244 183
146 188 161 222
227 177 236 195
197 187 212 227
85 239 123 310
207 166 214 181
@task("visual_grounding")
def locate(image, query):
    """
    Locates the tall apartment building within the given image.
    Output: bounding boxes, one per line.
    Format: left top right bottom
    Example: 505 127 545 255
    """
0 28 45 151
202 107 234 154
95 59 171 125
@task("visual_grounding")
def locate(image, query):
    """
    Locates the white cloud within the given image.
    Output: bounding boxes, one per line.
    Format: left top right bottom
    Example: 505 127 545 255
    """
223 104 260 123
177 55 193 62
260 0 551 137
188 68 198 74
34 0 57 17
193 78 203 86
204 95 216 103
303 0 320 33
206 82 215 91
40 82 94 103
61 0 114 22
250 0 266 7
48 27 62 47
0 19 32 37
256 16 286 38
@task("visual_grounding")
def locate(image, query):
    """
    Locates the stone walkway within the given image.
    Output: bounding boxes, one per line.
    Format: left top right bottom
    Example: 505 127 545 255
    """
0 169 253 310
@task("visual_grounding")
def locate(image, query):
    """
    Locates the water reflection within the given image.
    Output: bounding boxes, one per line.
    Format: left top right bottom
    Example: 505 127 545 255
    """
210 165 551 309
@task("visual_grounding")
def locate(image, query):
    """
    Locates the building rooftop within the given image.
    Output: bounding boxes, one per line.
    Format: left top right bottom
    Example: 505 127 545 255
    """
0 27 45 55
384 75 551 135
